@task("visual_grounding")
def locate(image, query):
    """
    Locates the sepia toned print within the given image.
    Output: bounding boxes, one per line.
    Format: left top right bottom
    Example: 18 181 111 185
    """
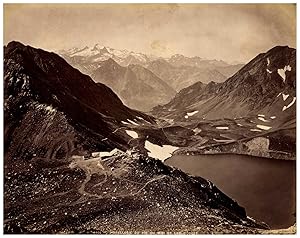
3 3 296 234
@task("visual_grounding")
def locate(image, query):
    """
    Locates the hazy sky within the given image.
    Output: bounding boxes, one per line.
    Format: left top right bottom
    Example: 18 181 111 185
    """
4 4 296 63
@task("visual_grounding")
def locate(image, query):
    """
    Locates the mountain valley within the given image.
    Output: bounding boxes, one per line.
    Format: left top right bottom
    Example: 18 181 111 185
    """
4 41 272 234
4 41 296 234
59 44 243 110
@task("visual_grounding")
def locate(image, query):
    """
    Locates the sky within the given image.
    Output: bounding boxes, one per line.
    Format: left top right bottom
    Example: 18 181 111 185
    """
4 4 296 63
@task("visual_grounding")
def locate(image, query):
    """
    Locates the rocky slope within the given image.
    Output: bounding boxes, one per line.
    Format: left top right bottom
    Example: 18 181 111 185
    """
151 46 296 160
152 46 296 121
91 59 176 111
4 149 267 234
4 41 155 163
4 41 266 234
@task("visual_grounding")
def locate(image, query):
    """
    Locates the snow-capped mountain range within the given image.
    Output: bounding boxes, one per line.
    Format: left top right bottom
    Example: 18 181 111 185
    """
58 43 244 77
58 44 244 111
58 44 157 71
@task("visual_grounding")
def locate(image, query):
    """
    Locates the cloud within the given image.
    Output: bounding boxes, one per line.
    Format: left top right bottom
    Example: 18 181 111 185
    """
4 4 296 63
150 40 167 51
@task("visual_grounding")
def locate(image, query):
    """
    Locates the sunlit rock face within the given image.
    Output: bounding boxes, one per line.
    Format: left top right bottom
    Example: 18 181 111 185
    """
245 137 270 157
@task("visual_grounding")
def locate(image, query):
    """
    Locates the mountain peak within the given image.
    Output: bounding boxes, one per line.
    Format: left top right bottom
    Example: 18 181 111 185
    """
266 45 295 56
95 58 124 74
103 57 119 65
269 45 293 50
93 43 103 48
6 41 26 50
92 43 110 53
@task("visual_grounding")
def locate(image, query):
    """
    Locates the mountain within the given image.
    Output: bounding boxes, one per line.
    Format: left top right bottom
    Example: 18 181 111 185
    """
59 45 244 79
58 44 156 74
216 64 245 78
153 81 220 115
59 45 243 92
168 54 228 68
167 54 244 78
4 41 154 162
151 46 296 160
91 59 176 111
4 41 265 234
152 46 296 120
147 59 227 91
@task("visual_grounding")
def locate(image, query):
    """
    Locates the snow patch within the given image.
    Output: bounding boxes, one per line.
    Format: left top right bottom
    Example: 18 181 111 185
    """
237 123 243 127
282 97 296 111
250 129 262 132
125 130 138 139
258 117 269 122
121 121 130 125
184 110 199 119
267 58 270 66
127 119 139 126
282 93 289 101
270 116 276 119
277 92 282 98
136 116 152 124
144 141 178 161
277 65 292 82
193 128 202 135
266 69 272 74
213 139 234 143
45 105 56 113
91 148 123 158
247 216 257 223
216 126 229 130
258 114 265 117
187 110 199 116
70 46 99 57
256 125 272 130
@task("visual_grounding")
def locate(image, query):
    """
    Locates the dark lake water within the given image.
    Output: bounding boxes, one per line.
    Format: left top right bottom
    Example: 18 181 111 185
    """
165 154 296 229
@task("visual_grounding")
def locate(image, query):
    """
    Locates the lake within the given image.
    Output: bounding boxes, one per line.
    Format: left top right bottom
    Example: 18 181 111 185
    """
165 154 296 229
